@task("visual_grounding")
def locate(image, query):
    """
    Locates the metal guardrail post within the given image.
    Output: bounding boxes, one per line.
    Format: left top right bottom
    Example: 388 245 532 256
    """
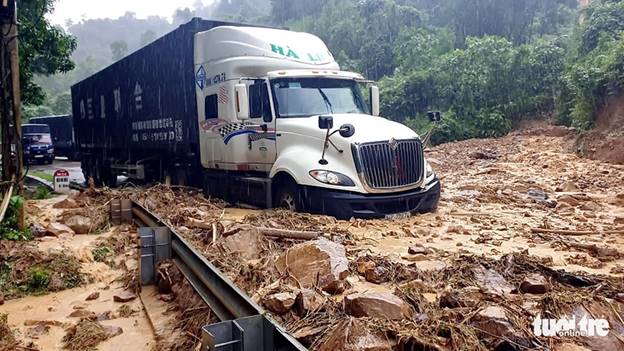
130 200 307 351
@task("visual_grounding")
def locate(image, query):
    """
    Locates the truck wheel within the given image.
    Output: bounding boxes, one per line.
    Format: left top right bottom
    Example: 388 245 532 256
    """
274 181 303 212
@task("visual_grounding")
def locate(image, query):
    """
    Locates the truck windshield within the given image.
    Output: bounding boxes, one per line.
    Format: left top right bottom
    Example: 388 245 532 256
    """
23 125 51 134
271 78 369 118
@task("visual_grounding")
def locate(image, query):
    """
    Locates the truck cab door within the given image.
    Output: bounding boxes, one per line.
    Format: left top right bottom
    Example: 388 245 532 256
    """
246 80 277 171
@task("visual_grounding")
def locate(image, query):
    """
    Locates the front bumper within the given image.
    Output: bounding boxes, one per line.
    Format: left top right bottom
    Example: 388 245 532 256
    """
304 177 441 220
25 153 54 163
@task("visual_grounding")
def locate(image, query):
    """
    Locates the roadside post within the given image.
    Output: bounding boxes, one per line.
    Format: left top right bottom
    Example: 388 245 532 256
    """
53 169 70 193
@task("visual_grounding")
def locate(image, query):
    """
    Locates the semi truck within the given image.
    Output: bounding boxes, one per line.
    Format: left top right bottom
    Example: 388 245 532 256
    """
29 115 79 160
71 18 441 219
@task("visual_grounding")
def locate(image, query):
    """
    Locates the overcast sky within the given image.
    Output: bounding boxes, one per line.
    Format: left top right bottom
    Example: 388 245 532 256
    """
47 0 213 27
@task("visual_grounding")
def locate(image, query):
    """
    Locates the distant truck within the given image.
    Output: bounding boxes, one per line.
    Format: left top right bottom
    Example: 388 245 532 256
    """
22 124 55 165
29 115 79 160
71 18 441 219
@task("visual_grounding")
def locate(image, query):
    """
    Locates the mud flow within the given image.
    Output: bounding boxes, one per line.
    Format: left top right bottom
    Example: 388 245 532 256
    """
2 126 624 351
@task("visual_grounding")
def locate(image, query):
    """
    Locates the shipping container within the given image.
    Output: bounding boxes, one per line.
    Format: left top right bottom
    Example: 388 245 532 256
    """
71 18 254 185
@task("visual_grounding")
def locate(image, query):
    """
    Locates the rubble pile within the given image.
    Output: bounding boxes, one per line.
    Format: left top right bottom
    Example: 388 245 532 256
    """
140 127 624 350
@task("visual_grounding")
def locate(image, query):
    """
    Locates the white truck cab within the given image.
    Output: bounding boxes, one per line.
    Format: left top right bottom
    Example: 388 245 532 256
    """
194 26 440 219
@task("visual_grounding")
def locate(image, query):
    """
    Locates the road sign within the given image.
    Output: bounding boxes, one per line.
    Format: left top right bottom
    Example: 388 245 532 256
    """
53 169 70 193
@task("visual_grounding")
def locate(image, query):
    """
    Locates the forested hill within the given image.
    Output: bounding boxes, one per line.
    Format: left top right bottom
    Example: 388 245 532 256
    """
28 0 624 146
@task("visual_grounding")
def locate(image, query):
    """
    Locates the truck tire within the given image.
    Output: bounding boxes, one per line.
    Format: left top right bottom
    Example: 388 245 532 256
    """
274 181 303 212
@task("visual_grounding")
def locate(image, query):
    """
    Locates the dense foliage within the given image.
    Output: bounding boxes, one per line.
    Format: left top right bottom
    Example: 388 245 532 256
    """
19 0 76 106
22 0 624 143
560 0 624 129
283 0 578 143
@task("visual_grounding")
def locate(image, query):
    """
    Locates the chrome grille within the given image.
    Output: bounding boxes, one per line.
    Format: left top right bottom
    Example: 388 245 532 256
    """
355 139 424 190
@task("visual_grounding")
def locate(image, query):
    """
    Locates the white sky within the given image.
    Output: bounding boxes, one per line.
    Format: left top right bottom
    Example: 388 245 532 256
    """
47 0 214 27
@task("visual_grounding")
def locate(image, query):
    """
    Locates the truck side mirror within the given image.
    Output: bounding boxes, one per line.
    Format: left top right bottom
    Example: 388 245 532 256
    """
370 86 380 117
235 84 249 120
318 115 333 130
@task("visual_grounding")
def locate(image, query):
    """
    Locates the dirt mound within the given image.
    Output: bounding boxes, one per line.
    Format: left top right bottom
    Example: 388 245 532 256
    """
572 92 624 164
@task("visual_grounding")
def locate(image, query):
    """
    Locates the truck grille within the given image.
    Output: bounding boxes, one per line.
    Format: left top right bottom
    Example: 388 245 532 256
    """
355 139 424 190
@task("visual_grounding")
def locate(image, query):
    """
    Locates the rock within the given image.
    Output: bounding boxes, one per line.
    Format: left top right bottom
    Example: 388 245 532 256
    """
222 228 261 260
413 260 447 272
113 291 137 303
159 294 175 302
344 291 412 320
275 238 349 294
557 195 581 207
609 193 624 207
85 292 100 301
356 260 375 275
31 223 47 237
68 310 95 318
365 266 390 284
616 293 624 303
527 188 547 202
319 318 393 351
553 343 592 351
46 222 75 237
408 245 430 255
439 287 483 308
53 198 79 209
556 181 579 192
97 311 112 321
471 306 514 338
48 274 65 291
105 325 124 338
472 266 513 295
292 325 326 345
63 215 93 234
399 279 427 291
295 289 324 316
519 274 550 294
26 323 50 338
263 292 296 314
0 294 3 305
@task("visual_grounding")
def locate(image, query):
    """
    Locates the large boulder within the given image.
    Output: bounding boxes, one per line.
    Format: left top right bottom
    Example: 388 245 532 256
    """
472 266 513 295
275 238 348 294
63 215 93 234
319 318 393 351
471 306 515 339
344 291 412 320
519 274 550 294
46 222 75 237
263 292 296 315
53 198 80 209
222 228 261 260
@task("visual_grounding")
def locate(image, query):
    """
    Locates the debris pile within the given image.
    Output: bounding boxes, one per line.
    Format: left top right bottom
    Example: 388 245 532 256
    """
0 240 86 299
62 318 123 350
137 127 624 350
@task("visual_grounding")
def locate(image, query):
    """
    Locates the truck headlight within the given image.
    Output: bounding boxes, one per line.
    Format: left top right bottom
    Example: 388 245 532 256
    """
47 148 55 154
309 170 355 186
425 161 435 179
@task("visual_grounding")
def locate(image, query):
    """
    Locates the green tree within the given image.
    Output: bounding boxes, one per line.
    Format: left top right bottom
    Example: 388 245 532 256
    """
19 0 77 106
139 30 156 47
110 40 129 61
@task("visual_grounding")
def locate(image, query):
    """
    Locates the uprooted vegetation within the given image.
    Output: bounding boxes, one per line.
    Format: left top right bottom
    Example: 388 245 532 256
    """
0 241 86 299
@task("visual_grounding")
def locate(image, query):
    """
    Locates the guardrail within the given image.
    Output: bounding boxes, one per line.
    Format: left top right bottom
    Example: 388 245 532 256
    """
130 200 307 351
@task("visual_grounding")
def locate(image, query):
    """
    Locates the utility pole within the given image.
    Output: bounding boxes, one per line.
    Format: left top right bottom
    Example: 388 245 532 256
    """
0 0 23 228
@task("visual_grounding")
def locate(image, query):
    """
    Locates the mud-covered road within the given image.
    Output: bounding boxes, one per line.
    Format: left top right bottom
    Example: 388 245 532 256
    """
3 125 624 351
